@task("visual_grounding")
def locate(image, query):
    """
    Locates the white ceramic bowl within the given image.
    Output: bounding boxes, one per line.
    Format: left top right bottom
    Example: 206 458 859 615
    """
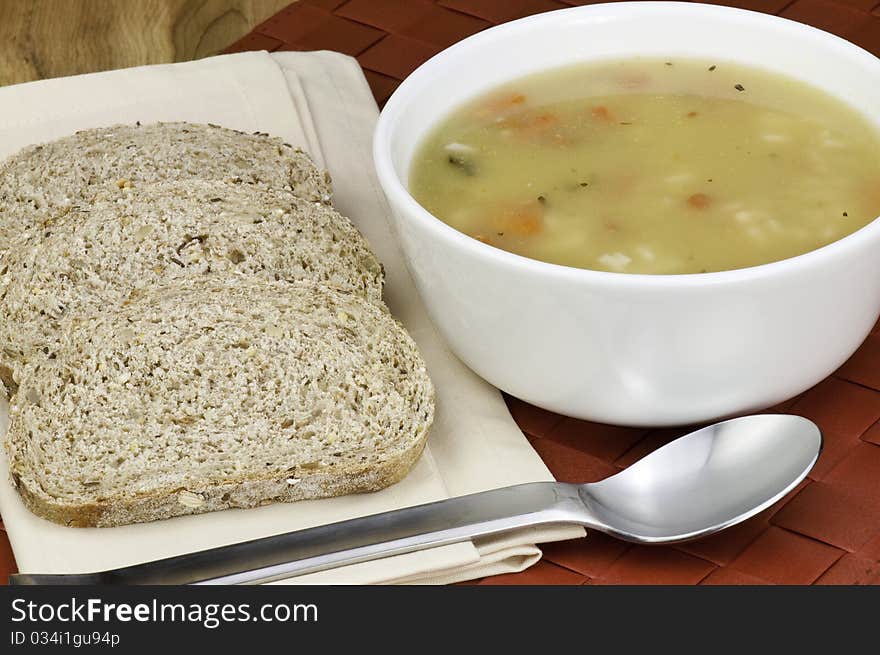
373 1 880 427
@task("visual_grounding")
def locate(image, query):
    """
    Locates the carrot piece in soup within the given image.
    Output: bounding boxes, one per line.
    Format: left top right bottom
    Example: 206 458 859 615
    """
510 210 542 235
604 221 620 233
687 193 712 209
492 201 544 236
504 111 558 132
531 112 558 128
499 111 565 145
592 106 614 122
475 92 527 119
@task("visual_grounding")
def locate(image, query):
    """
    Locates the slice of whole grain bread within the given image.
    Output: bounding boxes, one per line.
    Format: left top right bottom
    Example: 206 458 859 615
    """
0 122 332 260
0 179 383 385
6 278 434 527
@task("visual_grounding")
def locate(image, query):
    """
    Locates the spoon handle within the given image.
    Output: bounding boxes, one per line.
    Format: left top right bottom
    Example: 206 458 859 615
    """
9 482 589 585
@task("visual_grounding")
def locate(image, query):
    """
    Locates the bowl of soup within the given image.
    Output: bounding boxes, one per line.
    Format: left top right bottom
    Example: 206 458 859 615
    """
373 1 880 426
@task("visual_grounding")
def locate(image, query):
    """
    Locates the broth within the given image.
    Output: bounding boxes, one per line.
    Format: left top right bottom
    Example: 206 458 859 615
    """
409 59 880 274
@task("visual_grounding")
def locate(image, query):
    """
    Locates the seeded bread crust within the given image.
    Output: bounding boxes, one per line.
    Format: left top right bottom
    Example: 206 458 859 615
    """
7 280 434 527
11 454 426 528
0 122 332 259
0 180 384 386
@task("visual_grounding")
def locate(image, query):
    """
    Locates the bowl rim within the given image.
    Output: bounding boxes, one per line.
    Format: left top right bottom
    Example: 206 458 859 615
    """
373 0 880 289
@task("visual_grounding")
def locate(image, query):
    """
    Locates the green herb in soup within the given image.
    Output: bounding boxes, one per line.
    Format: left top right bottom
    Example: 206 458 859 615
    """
409 59 880 274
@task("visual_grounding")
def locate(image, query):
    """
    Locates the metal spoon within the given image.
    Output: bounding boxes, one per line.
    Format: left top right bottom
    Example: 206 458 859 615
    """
9 414 821 585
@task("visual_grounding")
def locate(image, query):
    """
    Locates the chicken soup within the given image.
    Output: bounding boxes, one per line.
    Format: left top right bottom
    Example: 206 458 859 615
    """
409 59 880 274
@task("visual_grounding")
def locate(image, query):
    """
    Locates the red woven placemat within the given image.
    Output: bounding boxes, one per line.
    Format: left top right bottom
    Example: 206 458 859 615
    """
2 0 879 586
226 0 880 108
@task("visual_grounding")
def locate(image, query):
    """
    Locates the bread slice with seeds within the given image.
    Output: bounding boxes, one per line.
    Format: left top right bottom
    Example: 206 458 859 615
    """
6 278 434 527
0 122 332 259
0 179 383 387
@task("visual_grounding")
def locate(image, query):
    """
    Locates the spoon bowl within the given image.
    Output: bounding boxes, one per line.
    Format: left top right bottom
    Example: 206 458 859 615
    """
10 414 822 584
580 414 822 543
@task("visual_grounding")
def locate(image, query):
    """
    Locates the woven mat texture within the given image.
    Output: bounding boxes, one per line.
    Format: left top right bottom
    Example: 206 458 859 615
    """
2 0 879 586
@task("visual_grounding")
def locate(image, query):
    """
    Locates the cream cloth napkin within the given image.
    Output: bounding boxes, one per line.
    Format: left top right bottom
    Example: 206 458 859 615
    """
0 51 585 585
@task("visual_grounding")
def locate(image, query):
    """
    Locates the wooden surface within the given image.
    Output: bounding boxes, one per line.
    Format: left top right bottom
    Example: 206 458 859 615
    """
0 0 294 86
